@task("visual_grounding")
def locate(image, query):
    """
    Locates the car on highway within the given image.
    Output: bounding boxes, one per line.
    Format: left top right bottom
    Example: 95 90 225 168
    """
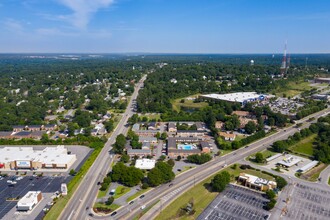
110 211 117 216
129 201 134 205
140 205 146 210
88 213 94 217
139 195 145 199
169 183 173 187
245 145 249 148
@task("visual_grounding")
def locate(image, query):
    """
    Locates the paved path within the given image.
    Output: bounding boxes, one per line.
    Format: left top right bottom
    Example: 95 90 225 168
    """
319 164 330 186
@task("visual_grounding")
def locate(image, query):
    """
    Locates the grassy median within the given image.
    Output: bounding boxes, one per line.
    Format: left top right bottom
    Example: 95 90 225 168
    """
154 164 275 220
44 146 102 220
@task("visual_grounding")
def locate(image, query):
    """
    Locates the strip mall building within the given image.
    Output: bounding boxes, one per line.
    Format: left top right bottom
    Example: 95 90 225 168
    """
0 145 76 170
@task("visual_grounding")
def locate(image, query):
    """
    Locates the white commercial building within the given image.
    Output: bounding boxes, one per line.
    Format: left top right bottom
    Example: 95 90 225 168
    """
277 155 301 168
17 191 42 211
0 145 76 170
135 159 156 170
201 92 269 105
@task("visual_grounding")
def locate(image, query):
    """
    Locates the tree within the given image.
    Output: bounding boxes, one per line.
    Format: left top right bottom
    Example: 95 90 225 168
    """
265 190 276 199
156 132 161 139
104 120 114 133
167 159 175 167
113 134 126 154
244 121 257 134
159 155 166 161
264 199 276 210
275 176 288 190
161 132 167 140
147 167 164 186
255 152 264 163
187 154 212 164
272 141 288 153
120 154 130 163
147 161 175 186
211 171 230 192
176 155 182 161
69 169 76 176
105 196 114 206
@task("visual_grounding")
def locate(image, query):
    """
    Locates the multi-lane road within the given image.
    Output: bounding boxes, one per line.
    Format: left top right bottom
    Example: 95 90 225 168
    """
59 76 329 220
59 75 147 220
112 107 330 220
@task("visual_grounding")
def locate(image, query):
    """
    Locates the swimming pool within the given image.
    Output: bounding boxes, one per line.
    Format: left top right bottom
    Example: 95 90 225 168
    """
177 144 195 150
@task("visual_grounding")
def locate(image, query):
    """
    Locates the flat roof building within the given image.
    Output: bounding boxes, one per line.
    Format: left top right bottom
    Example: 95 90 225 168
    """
238 173 277 191
17 191 42 211
135 159 156 170
277 155 301 168
0 146 76 170
297 160 319 173
200 92 269 106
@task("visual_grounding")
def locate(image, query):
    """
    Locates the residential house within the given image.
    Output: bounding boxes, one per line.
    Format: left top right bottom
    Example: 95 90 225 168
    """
139 136 158 144
127 148 151 158
168 122 177 132
232 111 251 118
201 141 211 153
218 132 236 141
176 130 204 138
215 121 224 130
12 125 26 132
27 125 42 132
44 124 57 131
147 122 157 130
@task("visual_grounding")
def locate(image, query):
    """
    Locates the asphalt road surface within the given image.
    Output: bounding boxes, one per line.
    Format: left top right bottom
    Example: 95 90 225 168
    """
117 107 330 220
59 75 147 220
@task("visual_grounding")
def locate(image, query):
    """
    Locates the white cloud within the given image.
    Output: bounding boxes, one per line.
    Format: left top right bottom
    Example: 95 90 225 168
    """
3 18 24 32
56 0 115 29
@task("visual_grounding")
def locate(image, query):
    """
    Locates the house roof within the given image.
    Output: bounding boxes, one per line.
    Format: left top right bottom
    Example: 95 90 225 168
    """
127 148 151 154
168 122 176 129
218 132 236 139
232 111 251 117
28 125 42 128
13 125 26 129
200 141 210 149
177 130 204 133
44 124 56 128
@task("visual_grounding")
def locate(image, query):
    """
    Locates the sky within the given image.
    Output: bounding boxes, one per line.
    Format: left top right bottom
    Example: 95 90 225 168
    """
0 0 329 53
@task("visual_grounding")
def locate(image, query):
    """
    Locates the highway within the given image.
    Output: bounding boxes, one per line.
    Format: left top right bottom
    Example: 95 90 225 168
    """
107 107 330 220
59 75 147 220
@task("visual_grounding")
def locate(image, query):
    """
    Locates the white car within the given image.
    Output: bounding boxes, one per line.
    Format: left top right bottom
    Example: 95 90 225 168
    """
140 205 146 210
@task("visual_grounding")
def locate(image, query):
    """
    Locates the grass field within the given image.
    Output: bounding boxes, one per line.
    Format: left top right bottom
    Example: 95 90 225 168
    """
300 163 327 182
172 95 208 112
97 184 110 199
113 185 131 199
126 188 152 202
94 202 121 212
273 81 313 97
154 164 274 220
248 148 276 164
44 147 102 220
138 113 161 121
289 134 316 156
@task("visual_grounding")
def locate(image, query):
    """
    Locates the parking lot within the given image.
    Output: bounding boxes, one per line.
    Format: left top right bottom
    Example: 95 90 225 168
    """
198 184 270 220
283 183 330 220
0 175 69 219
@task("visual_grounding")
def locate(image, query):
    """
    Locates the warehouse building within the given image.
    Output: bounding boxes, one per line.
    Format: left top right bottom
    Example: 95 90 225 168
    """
200 92 269 106
17 191 42 211
0 145 76 170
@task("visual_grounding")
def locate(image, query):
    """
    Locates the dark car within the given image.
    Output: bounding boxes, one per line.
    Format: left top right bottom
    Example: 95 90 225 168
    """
169 183 173 187
110 211 117 216
88 213 94 217
97 181 101 185
245 145 249 148
139 195 145 199
129 201 134 205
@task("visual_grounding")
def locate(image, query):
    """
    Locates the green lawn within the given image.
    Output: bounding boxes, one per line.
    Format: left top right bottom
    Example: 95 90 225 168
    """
177 166 196 175
139 113 161 121
328 177 330 185
154 164 275 220
94 202 121 212
97 182 111 199
248 148 276 163
113 185 131 199
132 200 160 220
44 147 102 220
273 81 313 98
289 134 316 156
172 95 208 112
126 188 152 202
